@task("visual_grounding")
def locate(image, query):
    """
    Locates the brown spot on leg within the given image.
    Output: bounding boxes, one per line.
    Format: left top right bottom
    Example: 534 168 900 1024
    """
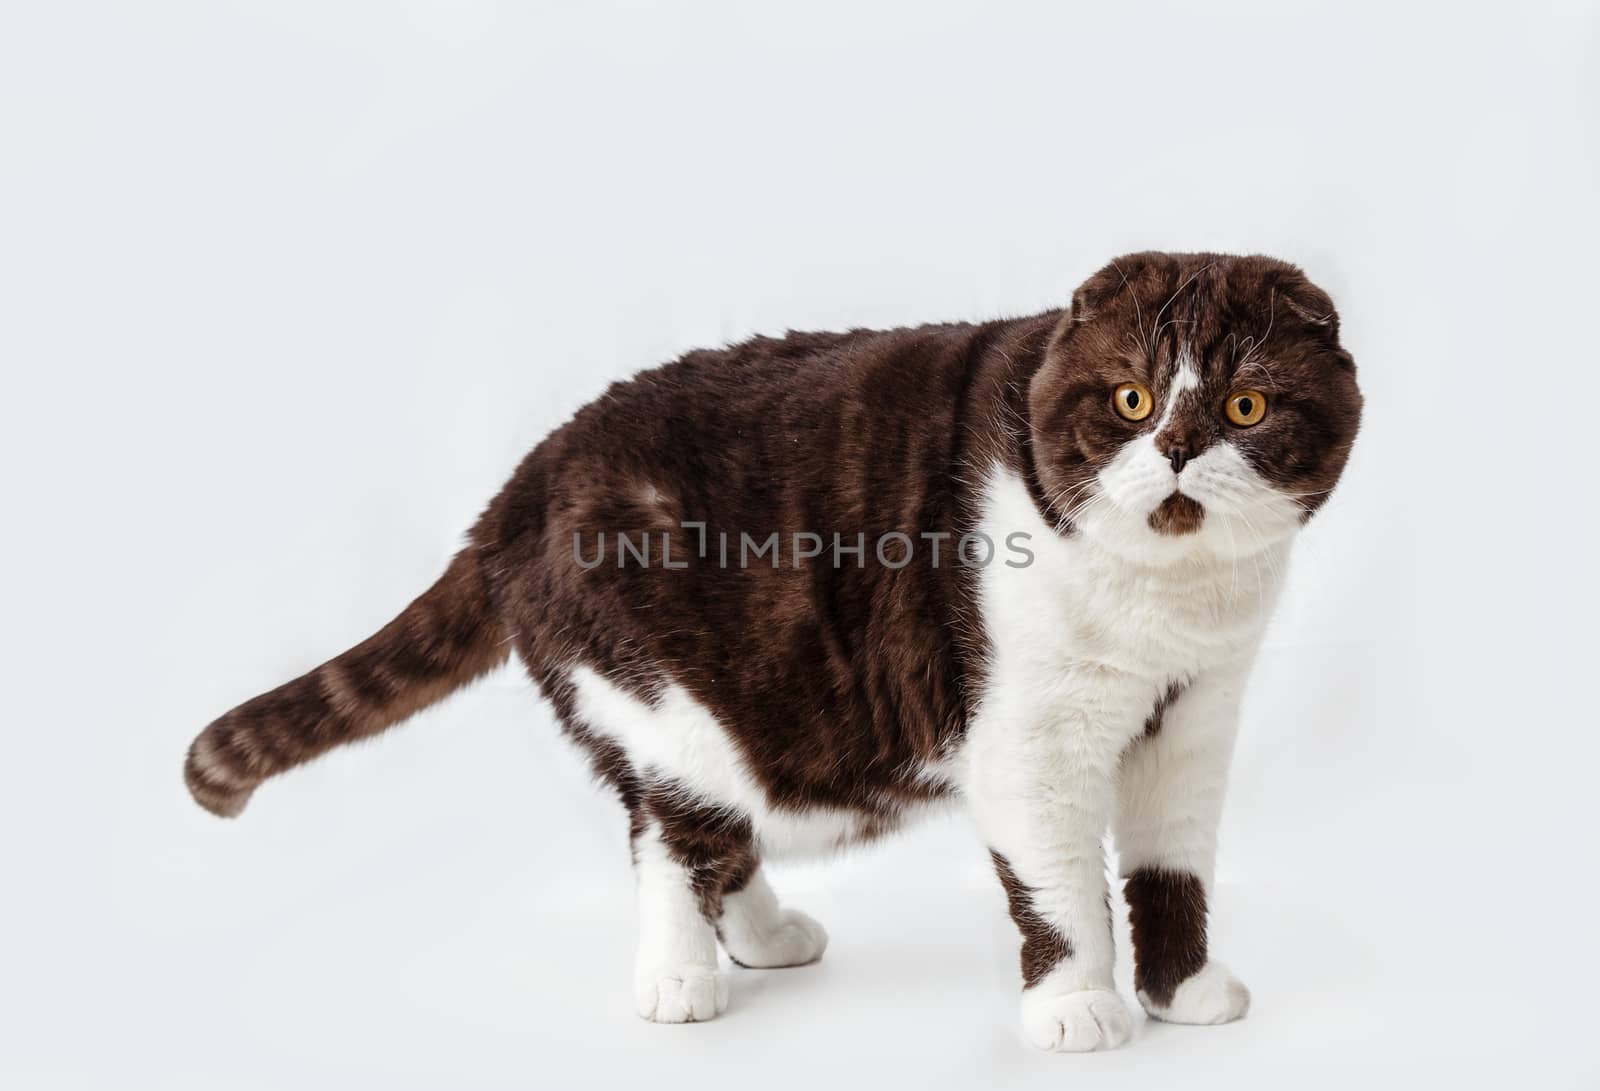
716 847 759 901
1124 867 1208 1007
991 852 1072 989
642 785 758 923
1142 680 1187 738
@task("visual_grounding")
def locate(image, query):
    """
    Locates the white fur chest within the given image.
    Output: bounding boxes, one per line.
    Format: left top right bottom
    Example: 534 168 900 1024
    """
969 466 1283 713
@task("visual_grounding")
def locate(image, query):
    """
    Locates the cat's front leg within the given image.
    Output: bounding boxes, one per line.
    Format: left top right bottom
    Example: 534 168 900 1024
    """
968 675 1150 1052
1115 666 1251 1026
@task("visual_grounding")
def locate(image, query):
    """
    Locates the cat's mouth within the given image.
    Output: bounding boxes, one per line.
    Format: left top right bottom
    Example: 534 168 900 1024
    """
1147 493 1205 536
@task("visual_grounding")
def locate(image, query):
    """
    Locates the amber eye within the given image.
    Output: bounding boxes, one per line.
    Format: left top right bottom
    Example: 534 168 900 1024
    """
1225 390 1268 427
1113 382 1154 422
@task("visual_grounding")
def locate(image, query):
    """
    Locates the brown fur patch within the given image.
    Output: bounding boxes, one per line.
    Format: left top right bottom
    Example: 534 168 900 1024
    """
1124 867 1208 1007
991 852 1072 989
489 315 1062 825
1142 680 1187 738
639 785 761 923
1147 493 1205 535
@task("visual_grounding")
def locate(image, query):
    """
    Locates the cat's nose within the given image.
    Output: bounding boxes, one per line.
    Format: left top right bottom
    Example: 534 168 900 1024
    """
1166 445 1190 474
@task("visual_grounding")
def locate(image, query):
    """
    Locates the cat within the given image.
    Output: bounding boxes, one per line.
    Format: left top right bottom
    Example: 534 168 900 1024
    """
185 251 1362 1051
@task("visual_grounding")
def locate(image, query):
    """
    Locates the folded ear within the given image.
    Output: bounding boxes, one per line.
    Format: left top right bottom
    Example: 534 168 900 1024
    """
1264 266 1355 374
1070 252 1164 325
1273 268 1343 342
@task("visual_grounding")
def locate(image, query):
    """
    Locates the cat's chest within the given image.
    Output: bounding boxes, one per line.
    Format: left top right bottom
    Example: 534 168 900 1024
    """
1030 556 1254 668
971 472 1276 686
983 548 1254 681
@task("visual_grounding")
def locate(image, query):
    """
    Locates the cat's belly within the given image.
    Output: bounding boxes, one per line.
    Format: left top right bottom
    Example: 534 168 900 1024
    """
567 664 950 858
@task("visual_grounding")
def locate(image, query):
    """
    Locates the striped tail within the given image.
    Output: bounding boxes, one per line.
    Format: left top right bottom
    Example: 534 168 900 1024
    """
184 548 508 817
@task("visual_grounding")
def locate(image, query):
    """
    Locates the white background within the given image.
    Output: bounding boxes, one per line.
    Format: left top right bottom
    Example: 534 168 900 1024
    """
3 1 1597 1087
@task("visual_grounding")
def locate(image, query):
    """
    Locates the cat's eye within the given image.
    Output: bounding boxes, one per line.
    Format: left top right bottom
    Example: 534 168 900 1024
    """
1225 390 1268 427
1113 382 1153 422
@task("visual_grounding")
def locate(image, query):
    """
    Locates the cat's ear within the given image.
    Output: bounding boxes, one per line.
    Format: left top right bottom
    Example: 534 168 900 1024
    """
1069 252 1160 325
1273 268 1343 341
1271 267 1356 372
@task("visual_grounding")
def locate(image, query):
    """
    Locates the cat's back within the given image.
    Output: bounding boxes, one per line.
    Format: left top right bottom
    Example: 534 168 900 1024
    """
482 317 1017 552
554 321 987 461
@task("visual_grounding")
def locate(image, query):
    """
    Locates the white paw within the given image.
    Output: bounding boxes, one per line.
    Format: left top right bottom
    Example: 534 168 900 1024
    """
725 908 829 969
634 965 729 1023
1140 961 1250 1025
1019 988 1134 1052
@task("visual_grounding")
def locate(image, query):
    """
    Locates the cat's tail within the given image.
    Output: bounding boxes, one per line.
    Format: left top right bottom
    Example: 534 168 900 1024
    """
184 547 508 818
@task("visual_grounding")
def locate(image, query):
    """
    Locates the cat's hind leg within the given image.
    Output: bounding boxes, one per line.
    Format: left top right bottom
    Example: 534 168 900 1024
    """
630 788 830 1022
717 863 828 969
630 804 732 1023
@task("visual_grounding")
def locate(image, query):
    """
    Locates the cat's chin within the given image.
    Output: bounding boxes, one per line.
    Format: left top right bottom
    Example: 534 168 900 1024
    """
1146 493 1204 536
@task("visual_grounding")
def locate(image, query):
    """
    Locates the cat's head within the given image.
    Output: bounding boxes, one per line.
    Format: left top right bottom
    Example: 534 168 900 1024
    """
1028 252 1362 564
